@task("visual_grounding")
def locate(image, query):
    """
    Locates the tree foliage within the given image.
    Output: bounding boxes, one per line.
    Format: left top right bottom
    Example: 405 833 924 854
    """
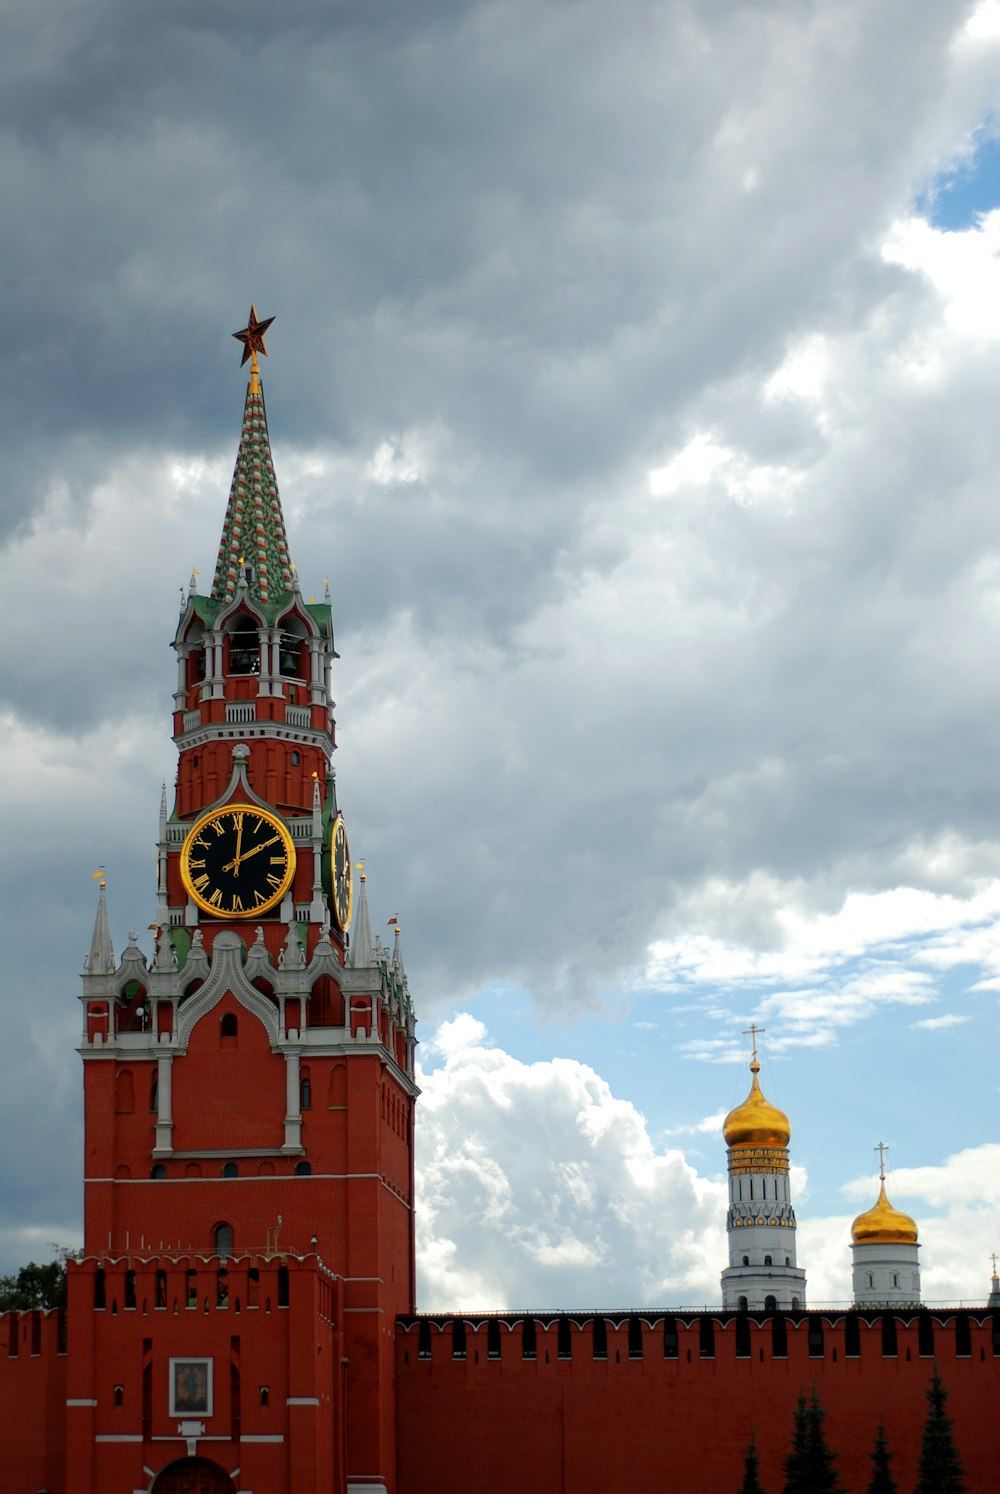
738 1432 767 1494
0 1248 76 1312
866 1420 897 1494
782 1389 844 1494
915 1368 966 1494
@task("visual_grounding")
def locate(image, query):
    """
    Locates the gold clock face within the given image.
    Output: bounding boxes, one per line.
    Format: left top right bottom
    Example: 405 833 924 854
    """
330 816 353 932
180 803 296 919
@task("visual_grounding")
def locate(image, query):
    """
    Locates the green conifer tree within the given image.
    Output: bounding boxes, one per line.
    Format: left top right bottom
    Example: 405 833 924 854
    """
738 1432 766 1494
781 1388 844 1494
866 1420 897 1494
914 1369 966 1494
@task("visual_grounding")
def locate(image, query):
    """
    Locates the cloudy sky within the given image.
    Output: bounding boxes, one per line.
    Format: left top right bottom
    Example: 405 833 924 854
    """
1 0 999 1308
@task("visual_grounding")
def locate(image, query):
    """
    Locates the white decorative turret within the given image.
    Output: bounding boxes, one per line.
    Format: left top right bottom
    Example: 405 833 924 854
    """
84 873 115 976
851 1144 921 1307
350 863 374 969
720 1026 806 1311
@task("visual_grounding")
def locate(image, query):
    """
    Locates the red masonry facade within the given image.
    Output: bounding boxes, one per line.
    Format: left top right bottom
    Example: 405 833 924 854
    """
2 359 997 1493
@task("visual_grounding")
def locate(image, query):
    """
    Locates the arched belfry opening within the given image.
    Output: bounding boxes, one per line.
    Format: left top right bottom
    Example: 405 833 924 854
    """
224 613 261 676
152 1455 237 1493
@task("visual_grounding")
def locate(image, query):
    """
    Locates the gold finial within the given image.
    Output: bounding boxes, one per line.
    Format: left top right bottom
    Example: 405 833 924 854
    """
356 859 365 882
232 305 275 391
875 1140 889 1181
742 1021 765 1072
91 867 106 890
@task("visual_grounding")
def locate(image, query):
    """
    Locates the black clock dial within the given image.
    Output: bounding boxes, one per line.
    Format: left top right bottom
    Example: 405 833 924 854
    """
331 817 353 932
181 803 295 918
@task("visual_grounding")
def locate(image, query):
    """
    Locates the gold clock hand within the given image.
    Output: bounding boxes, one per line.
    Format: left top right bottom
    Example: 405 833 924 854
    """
232 815 245 875
221 833 283 874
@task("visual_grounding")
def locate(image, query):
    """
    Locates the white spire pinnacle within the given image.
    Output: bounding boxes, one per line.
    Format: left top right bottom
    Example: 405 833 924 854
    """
350 863 373 968
85 874 115 975
391 919 405 982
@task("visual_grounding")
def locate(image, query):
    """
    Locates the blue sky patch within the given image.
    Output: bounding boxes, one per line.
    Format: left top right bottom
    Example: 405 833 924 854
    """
919 131 1000 229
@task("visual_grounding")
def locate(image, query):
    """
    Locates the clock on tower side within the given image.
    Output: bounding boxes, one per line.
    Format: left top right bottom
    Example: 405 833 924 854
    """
77 319 418 1491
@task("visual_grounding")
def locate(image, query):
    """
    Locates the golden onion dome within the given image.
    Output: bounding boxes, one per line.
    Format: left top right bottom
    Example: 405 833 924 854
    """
851 1180 918 1245
723 1060 791 1149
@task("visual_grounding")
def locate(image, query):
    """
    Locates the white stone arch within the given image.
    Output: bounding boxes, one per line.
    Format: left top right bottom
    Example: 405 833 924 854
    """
176 931 280 1047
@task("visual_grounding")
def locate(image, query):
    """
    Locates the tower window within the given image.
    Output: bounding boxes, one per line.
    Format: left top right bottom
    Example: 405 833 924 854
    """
214 1223 234 1259
300 1071 312 1110
738 1296 749 1312
764 1255 772 1267
228 622 260 675
279 628 307 677
742 1256 750 1267
294 1161 312 1176
114 1069 135 1114
222 1162 238 1179
291 750 300 766
220 1013 238 1045
150 1164 166 1180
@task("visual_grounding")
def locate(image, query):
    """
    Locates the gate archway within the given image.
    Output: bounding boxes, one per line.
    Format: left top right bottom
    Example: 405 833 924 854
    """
151 1456 237 1494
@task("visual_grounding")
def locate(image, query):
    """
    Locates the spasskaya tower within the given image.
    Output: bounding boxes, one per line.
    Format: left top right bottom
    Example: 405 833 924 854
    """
71 310 417 1494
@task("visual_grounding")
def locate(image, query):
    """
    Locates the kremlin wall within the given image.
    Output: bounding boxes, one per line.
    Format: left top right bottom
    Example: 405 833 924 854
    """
0 321 997 1493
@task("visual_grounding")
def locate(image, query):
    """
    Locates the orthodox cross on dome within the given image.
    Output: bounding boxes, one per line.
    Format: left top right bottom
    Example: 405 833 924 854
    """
875 1140 889 1180
991 1251 997 1275
742 1022 765 1068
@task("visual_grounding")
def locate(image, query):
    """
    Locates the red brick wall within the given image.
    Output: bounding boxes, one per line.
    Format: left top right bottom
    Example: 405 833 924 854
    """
396 1310 1000 1494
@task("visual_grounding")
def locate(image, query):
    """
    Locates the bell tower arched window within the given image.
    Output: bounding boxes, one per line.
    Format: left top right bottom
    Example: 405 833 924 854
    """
227 618 261 675
278 618 309 678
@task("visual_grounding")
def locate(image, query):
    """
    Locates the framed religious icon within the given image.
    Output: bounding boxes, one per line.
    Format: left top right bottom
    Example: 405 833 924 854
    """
169 1357 213 1417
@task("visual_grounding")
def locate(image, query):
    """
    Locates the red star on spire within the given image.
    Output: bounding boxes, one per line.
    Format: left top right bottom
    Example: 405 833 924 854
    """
232 305 275 366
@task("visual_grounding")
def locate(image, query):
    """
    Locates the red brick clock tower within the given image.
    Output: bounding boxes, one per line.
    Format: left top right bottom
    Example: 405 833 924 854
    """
69 311 417 1494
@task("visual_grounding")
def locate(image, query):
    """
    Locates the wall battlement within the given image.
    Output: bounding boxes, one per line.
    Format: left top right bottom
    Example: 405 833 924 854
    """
395 1308 1000 1494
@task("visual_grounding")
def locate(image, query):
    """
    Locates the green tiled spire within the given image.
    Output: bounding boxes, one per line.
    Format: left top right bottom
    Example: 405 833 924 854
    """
211 371 293 606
